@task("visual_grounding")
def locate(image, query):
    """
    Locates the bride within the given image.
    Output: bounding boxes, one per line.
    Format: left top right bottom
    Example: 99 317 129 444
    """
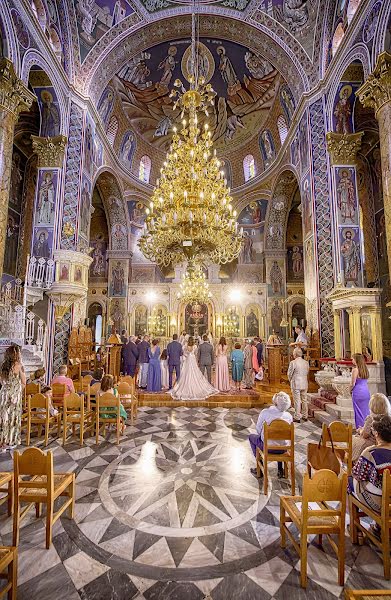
170 337 218 401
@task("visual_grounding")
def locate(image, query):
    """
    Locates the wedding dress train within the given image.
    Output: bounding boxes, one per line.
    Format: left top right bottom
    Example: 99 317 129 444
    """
170 346 218 401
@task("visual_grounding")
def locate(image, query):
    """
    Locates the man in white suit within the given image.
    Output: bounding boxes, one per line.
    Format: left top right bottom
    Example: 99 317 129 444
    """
287 347 309 422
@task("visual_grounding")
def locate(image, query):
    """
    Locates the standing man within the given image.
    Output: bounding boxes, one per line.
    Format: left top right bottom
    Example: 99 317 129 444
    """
198 334 214 384
123 335 139 377
167 334 183 389
287 347 309 422
120 329 128 344
138 335 150 389
254 337 264 367
289 326 308 351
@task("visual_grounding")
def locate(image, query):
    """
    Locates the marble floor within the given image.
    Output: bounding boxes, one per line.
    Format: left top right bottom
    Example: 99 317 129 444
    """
0 407 389 600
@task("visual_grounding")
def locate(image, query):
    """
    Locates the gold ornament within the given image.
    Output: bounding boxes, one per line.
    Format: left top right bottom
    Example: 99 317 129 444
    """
177 263 211 305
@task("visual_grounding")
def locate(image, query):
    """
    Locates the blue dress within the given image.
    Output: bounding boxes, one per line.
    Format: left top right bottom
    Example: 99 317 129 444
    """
147 346 162 392
352 377 370 428
231 349 244 382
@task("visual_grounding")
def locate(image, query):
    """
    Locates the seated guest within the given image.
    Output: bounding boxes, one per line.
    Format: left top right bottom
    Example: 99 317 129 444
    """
91 368 104 386
98 374 127 434
249 391 293 479
39 386 59 417
348 415 391 522
51 365 75 396
352 393 391 462
27 367 46 385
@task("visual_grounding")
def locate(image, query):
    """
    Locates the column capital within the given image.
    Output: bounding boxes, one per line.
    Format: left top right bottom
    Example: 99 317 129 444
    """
31 135 67 168
357 52 391 117
0 58 35 119
326 132 364 165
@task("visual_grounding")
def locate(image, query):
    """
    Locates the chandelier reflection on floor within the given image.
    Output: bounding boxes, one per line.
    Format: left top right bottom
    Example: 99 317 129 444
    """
138 2 244 268
177 263 212 305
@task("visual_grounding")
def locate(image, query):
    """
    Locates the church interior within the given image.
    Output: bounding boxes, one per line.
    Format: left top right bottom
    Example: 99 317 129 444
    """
0 0 391 598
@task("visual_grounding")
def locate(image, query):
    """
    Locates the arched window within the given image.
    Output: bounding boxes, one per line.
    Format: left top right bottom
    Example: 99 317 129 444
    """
106 116 118 145
139 155 151 183
277 115 288 144
243 155 255 182
347 0 361 24
332 23 345 56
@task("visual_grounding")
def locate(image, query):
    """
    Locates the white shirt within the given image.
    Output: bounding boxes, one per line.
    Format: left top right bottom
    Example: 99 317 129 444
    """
255 405 293 446
296 331 308 347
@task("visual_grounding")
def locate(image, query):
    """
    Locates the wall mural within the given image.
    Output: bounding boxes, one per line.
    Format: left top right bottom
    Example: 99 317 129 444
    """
237 199 268 265
119 131 135 169
259 129 276 168
35 169 57 227
340 227 361 285
34 88 61 137
332 82 361 135
138 0 251 13
110 38 285 153
3 148 27 277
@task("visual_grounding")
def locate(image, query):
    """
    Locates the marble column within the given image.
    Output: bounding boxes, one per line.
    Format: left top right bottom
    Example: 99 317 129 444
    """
334 309 342 360
326 131 364 286
357 52 391 277
0 59 35 279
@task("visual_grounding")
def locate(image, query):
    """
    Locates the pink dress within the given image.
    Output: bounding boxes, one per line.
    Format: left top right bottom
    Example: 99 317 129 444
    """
215 345 230 392
252 346 259 372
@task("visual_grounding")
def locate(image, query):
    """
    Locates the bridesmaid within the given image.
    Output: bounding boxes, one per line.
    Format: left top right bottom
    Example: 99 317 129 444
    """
350 353 370 428
231 343 244 391
160 348 169 391
215 337 230 392
147 339 162 392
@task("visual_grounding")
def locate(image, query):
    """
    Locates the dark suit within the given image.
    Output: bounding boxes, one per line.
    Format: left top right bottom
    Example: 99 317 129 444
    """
167 340 183 389
122 341 139 377
138 340 150 387
198 341 214 383
256 342 264 366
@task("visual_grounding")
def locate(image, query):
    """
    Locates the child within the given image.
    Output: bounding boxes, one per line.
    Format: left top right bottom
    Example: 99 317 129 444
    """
38 386 59 418
160 349 169 391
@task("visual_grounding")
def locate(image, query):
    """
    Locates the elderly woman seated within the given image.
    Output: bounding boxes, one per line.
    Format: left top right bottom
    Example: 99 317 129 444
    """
348 414 391 537
249 391 293 479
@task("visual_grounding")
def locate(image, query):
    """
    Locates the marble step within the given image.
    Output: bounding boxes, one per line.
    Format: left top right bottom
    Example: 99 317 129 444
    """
312 409 335 426
325 402 355 423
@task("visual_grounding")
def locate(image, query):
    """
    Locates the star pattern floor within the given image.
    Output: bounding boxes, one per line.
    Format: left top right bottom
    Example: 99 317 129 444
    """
0 407 388 599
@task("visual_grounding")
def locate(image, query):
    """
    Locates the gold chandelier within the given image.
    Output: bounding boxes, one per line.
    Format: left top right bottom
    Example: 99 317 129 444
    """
138 4 243 268
177 264 212 305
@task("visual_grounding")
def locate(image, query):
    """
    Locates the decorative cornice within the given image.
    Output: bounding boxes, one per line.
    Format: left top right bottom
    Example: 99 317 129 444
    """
0 58 35 119
356 51 391 117
31 135 68 168
326 132 364 165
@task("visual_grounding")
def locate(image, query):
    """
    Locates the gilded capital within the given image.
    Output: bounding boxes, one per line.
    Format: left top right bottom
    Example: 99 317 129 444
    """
0 58 35 118
32 135 68 168
357 52 391 116
326 132 364 165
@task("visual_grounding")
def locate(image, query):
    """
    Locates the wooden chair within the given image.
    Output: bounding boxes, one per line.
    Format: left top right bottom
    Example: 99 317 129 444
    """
280 469 347 588
115 380 137 424
51 383 67 407
95 392 121 445
82 374 93 385
89 382 101 405
27 393 61 447
73 380 91 410
345 591 391 599
0 546 17 600
322 422 353 475
256 419 295 495
0 473 13 517
24 382 41 405
62 393 94 446
13 447 75 548
349 469 391 580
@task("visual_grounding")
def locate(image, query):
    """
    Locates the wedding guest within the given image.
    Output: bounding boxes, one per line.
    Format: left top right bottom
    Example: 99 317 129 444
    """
123 335 139 377
147 339 162 392
231 343 244 391
251 340 259 374
91 368 104 385
98 375 127 434
198 334 214 384
160 349 169 390
120 329 128 344
243 339 254 389
167 334 183 389
287 347 309 422
289 326 308 352
27 367 46 386
255 337 264 366
215 337 230 392
138 335 150 389
51 365 75 396
39 386 59 417
352 393 391 461
0 344 26 451
362 346 372 362
249 391 292 479
351 353 370 428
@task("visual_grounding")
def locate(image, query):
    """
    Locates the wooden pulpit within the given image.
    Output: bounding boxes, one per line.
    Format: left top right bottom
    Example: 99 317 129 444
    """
267 345 283 384
106 333 122 379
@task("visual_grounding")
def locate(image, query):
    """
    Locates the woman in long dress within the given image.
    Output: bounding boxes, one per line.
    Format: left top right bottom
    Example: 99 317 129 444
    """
160 348 169 391
170 337 218 401
0 344 26 451
243 340 254 389
215 337 230 392
350 353 370 428
231 343 244 391
147 339 162 392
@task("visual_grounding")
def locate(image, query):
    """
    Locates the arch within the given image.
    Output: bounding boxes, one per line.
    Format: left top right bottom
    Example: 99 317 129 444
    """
277 115 288 144
264 168 299 251
139 155 151 183
93 169 130 252
332 23 345 57
0 4 20 69
106 116 118 145
243 155 255 182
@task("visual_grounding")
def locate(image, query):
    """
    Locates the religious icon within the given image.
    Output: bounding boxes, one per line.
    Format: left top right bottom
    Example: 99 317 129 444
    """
111 223 127 250
246 309 259 337
75 266 83 282
341 228 360 282
37 171 55 225
98 89 114 125
111 261 125 296
158 46 177 86
84 120 94 173
271 299 283 335
260 130 275 166
3 214 19 275
80 181 90 236
302 178 312 236
60 263 69 281
292 246 303 277
334 85 352 134
216 45 241 93
33 229 50 258
280 84 295 124
135 304 148 336
270 260 283 294
40 90 60 137
240 232 254 264
91 240 106 277
120 132 134 167
337 168 356 223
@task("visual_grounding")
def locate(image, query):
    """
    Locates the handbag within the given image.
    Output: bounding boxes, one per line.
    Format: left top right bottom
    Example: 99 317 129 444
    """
255 366 264 381
307 427 343 475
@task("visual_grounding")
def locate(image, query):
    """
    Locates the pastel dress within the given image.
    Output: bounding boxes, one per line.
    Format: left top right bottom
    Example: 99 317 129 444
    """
161 358 169 390
231 349 244 383
351 376 370 428
0 372 23 447
100 388 127 420
215 345 230 392
170 346 218 401
147 346 162 392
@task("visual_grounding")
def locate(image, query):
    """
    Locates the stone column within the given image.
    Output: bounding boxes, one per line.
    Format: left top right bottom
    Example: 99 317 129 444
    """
326 131 364 286
334 309 343 359
0 59 35 279
369 306 383 362
357 52 391 277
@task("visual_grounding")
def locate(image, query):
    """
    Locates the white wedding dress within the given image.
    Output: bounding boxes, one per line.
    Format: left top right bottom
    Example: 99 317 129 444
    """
170 345 218 401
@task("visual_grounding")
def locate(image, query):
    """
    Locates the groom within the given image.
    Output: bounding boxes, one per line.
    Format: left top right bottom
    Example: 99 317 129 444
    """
167 333 183 389
198 334 214 384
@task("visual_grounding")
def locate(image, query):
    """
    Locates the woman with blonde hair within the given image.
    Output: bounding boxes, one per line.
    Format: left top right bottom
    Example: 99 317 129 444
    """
350 353 370 428
352 392 391 461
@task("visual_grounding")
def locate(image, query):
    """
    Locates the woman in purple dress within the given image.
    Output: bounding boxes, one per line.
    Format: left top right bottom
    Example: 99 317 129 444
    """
350 353 370 429
147 339 162 392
